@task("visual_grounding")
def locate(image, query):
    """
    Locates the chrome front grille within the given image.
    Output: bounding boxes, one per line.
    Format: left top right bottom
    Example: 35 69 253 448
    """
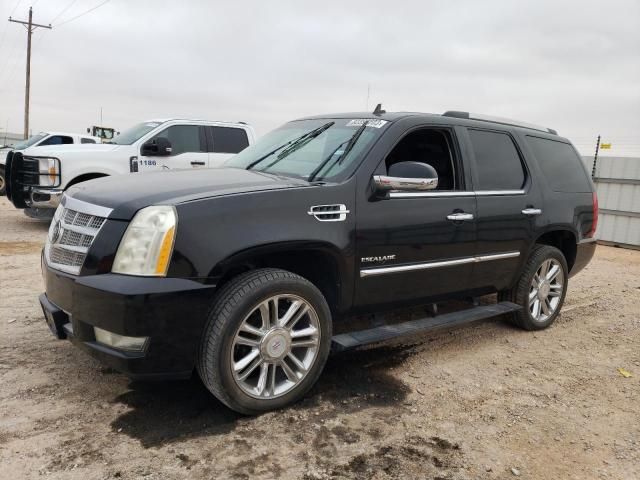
45 196 113 275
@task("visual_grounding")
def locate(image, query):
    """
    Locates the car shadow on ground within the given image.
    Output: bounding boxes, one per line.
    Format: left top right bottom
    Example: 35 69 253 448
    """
110 344 417 448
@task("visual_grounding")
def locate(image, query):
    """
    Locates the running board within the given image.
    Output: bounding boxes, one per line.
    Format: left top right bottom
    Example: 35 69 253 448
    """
331 301 521 352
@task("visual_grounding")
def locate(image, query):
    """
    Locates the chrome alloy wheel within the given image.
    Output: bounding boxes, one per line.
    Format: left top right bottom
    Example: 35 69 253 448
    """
231 295 321 399
529 258 564 322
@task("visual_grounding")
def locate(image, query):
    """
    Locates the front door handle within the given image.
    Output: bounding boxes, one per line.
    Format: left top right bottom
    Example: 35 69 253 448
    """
522 208 542 216
191 161 206 166
447 212 474 221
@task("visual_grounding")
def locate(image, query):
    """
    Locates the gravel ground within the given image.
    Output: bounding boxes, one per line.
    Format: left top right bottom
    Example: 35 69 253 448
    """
0 196 639 480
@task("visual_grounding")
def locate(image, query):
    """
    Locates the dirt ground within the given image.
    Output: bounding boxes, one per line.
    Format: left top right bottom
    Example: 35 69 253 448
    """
0 196 638 480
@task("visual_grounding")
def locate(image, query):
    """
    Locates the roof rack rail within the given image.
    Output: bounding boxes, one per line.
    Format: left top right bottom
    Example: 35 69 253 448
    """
442 111 557 135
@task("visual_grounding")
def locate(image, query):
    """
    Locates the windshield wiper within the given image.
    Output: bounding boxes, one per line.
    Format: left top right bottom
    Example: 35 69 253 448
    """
245 121 334 171
308 121 368 182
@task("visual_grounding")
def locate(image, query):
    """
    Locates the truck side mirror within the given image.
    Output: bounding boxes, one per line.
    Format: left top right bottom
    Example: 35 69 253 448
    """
373 161 438 194
141 137 172 157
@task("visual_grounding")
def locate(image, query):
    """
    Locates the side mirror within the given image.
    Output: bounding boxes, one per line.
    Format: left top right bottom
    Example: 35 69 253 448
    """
373 161 438 193
141 137 172 156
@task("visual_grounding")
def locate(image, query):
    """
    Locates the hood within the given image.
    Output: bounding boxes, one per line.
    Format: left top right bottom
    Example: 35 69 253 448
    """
22 144 122 156
67 167 311 219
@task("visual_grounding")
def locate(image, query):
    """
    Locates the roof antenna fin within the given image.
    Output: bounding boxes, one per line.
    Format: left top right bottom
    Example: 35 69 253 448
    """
372 103 385 115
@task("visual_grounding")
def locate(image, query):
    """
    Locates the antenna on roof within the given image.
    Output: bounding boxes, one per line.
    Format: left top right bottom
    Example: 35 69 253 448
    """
373 103 385 115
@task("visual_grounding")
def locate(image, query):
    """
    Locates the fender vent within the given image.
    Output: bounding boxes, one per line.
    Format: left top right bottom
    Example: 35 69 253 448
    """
307 204 350 222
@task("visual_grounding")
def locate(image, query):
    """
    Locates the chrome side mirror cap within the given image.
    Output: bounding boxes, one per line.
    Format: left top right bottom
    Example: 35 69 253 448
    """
373 161 439 193
373 175 438 192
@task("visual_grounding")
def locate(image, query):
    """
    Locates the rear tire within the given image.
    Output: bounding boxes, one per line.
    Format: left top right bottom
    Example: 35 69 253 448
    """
499 245 568 330
0 165 6 196
198 268 332 414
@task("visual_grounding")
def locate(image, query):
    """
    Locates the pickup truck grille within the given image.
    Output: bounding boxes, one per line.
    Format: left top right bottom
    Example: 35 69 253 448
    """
45 203 108 275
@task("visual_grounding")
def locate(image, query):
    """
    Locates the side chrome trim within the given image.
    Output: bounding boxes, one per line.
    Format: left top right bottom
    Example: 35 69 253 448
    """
389 189 525 199
360 251 520 278
62 194 113 218
476 190 525 196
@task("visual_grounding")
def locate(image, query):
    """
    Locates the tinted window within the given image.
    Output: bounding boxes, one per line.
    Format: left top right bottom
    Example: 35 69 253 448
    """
526 136 591 192
81 138 96 144
212 127 249 154
468 129 525 190
386 129 459 190
39 135 74 146
150 125 204 156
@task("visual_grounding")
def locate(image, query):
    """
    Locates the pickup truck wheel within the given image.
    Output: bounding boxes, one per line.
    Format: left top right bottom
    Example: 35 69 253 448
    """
0 166 5 195
198 268 332 414
499 245 568 330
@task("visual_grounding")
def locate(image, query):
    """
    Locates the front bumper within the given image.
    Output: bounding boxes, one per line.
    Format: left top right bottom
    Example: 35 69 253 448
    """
30 188 63 208
41 257 217 380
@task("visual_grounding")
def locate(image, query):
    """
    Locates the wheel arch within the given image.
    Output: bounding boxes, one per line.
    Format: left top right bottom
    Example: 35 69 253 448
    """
65 172 109 190
534 229 578 273
210 241 350 317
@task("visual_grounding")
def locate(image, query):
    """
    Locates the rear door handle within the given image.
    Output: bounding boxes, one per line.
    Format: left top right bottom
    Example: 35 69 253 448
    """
522 208 542 216
447 212 474 221
190 161 206 166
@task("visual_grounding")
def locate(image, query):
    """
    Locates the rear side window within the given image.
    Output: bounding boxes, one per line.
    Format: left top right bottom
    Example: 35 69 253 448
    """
468 129 525 190
211 127 249 154
526 136 591 192
81 138 96 144
39 135 74 146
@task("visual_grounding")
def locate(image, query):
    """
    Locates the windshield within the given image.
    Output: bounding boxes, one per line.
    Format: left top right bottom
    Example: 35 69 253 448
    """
110 121 163 145
226 118 387 182
13 132 48 150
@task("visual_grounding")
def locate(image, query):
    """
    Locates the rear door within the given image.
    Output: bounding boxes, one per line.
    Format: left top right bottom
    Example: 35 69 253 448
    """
463 127 542 292
354 124 478 308
143 124 209 169
207 126 250 167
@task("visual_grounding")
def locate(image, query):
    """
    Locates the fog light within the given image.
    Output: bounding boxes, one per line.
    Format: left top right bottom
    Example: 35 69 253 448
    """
94 327 148 352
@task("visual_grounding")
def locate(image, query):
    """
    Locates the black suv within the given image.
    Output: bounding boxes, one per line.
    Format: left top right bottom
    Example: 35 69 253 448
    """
39 109 597 414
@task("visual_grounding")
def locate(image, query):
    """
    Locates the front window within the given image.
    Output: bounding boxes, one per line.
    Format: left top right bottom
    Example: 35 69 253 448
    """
13 132 48 150
226 118 387 182
110 122 163 145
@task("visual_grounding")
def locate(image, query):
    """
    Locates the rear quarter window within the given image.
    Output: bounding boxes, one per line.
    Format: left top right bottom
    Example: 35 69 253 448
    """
211 127 249 154
525 136 592 193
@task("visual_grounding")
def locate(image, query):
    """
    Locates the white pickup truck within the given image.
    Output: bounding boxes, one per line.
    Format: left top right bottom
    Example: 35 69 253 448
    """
5 119 256 218
0 131 101 195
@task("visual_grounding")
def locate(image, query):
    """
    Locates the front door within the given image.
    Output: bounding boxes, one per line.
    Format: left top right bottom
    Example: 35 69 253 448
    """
142 124 209 170
354 127 478 308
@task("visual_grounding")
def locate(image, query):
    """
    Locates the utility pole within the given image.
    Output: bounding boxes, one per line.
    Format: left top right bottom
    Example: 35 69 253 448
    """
592 135 600 179
9 8 52 140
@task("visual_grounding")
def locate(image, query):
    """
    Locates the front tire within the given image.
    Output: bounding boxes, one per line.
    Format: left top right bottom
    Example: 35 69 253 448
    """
499 245 568 330
198 268 332 414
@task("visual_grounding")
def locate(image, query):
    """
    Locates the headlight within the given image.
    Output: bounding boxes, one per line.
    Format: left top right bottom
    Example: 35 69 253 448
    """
37 157 60 187
112 205 177 276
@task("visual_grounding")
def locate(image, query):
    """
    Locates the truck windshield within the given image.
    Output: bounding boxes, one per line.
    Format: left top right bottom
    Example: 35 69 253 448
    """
110 122 163 145
226 118 387 182
13 132 48 150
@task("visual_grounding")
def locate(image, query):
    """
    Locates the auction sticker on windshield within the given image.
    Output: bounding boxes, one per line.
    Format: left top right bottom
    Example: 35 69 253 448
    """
346 119 388 128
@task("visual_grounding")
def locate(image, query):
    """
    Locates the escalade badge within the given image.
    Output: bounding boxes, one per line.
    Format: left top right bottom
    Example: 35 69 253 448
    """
361 255 396 263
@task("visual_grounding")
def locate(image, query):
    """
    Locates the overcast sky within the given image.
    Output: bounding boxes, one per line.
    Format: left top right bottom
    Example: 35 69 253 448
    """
0 0 638 155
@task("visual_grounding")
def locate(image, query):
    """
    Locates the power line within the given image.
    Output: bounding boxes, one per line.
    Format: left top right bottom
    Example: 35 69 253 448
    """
0 0 23 52
50 0 80 24
56 0 111 27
